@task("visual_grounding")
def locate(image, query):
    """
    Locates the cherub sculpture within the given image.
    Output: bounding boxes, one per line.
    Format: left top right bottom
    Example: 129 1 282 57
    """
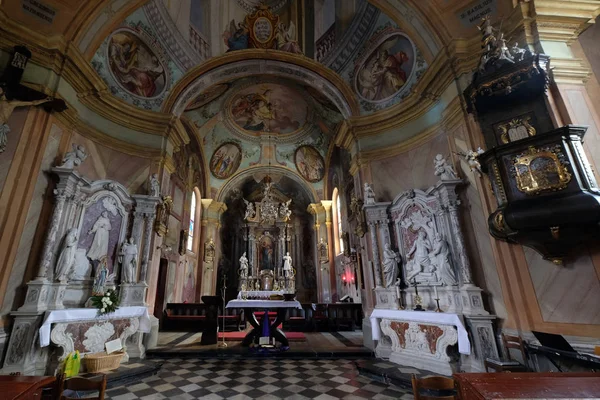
57 143 88 169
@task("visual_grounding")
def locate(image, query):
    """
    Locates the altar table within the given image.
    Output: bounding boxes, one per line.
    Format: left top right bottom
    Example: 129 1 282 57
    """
226 300 301 349
39 306 151 347
370 309 470 354
454 372 600 399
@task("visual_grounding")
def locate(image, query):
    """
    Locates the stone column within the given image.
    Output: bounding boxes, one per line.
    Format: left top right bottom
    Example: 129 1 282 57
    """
368 222 383 288
363 202 391 289
308 203 330 302
198 200 227 297
321 200 336 298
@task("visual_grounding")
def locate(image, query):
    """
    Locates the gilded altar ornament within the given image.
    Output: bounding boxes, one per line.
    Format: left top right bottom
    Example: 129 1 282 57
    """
154 196 172 237
513 146 571 195
493 211 505 233
498 117 536 144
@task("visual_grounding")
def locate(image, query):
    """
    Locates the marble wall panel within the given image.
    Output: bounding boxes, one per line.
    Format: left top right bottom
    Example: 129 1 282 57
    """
370 133 449 200
526 247 600 325
0 108 28 194
69 132 152 194
1 123 62 317
564 88 600 178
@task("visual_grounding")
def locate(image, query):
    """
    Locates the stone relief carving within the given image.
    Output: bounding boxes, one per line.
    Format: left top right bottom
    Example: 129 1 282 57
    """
57 144 88 169
55 228 78 282
50 323 74 361
382 243 400 288
119 238 138 284
82 322 115 353
477 326 495 360
6 322 29 364
434 154 458 181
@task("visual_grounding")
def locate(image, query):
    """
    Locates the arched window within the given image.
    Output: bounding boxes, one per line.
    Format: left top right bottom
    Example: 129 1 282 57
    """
187 193 196 252
332 188 344 255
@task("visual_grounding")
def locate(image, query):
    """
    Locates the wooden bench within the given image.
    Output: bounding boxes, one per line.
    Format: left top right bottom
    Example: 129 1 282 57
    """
163 303 208 332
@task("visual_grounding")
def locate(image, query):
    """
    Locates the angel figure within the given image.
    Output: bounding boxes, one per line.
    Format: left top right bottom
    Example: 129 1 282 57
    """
433 154 458 181
279 199 292 221
510 42 529 62
459 148 485 177
57 144 88 169
1 86 53 153
149 173 160 197
276 22 302 54
223 20 249 51
243 198 256 220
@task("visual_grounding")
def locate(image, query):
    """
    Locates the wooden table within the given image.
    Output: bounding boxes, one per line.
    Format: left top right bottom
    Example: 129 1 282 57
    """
454 372 600 399
0 375 56 399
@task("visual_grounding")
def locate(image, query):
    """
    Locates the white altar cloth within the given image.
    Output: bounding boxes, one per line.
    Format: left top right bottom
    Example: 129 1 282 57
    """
39 306 151 347
226 300 302 309
370 309 470 354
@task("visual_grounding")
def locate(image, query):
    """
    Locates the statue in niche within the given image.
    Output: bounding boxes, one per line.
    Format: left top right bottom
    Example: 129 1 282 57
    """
405 230 439 283
119 238 138 284
57 143 88 169
318 238 328 263
431 234 457 285
87 211 112 262
92 257 109 296
279 199 292 221
364 182 376 205
433 154 458 181
382 243 401 288
239 252 249 279
283 252 293 278
243 198 255 220
0 86 53 153
55 228 78 282
204 238 215 262
148 173 160 197
350 195 366 238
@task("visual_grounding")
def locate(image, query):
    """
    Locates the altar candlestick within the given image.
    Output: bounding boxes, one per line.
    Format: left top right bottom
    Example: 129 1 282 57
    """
433 285 438 299
395 285 400 300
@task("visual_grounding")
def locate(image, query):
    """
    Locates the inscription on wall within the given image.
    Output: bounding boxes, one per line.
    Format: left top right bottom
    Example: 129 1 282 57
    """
457 0 497 27
21 0 56 24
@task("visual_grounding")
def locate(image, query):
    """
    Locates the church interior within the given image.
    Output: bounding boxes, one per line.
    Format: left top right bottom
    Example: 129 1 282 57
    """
0 0 600 399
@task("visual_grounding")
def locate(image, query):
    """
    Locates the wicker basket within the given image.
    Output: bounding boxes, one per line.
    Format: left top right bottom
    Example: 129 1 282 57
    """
83 351 124 373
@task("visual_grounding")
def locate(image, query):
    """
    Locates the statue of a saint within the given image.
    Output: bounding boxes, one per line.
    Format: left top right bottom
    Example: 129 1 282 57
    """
0 86 53 153
406 230 433 282
57 143 88 169
433 154 458 181
318 238 328 263
243 198 255 220
382 243 400 288
92 257 109 296
431 234 457 285
364 183 376 205
204 238 215 262
55 228 78 282
87 210 112 261
119 237 138 284
239 252 249 278
149 173 160 197
279 199 292 221
283 252 293 278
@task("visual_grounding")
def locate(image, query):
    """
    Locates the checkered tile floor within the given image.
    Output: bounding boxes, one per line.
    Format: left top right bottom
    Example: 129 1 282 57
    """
105 358 413 400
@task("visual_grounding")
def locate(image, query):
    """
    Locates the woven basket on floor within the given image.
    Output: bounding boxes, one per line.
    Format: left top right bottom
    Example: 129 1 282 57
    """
83 351 124 373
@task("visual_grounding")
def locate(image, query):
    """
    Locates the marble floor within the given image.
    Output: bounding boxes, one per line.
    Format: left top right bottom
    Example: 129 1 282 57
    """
105 358 413 400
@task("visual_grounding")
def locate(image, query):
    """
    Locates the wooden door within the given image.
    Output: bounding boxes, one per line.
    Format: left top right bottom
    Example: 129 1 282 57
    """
153 258 169 320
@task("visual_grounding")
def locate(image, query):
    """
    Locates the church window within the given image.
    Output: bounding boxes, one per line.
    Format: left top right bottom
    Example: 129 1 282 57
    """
187 193 196 252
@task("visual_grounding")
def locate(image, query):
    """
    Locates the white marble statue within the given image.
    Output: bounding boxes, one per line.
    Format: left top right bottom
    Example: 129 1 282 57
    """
239 252 249 278
57 143 88 169
283 252 293 278
243 198 255 220
279 199 292 221
382 243 401 288
87 211 112 261
0 86 53 153
462 148 485 177
119 237 138 284
364 182 376 205
510 42 527 61
55 228 78 282
431 234 457 285
433 154 458 181
149 173 160 197
92 257 108 296
495 34 514 64
406 230 438 283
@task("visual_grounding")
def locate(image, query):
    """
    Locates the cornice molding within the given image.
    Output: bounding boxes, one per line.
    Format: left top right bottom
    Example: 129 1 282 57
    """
550 57 592 84
534 0 600 42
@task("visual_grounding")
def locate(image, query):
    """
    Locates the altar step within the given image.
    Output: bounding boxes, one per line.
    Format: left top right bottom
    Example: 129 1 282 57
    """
146 347 374 360
355 359 444 389
83 359 163 389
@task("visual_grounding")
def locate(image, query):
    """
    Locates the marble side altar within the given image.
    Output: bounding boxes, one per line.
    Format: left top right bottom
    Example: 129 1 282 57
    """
363 156 498 373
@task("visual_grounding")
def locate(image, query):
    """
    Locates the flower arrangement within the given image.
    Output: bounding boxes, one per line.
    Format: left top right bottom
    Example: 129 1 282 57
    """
91 289 119 315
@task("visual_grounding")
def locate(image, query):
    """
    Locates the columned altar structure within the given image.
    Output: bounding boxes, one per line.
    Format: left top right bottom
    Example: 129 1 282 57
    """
365 158 498 373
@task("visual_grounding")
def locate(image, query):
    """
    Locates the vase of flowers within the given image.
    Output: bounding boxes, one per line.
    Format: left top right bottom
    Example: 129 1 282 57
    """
91 289 119 315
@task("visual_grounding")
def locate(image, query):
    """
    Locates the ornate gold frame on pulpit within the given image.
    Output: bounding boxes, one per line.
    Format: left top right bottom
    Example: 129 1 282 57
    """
513 146 572 195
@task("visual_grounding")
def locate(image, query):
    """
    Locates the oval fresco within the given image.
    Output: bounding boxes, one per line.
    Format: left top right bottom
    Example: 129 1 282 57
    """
185 83 230 111
107 28 168 99
228 83 308 134
295 145 325 183
210 142 243 179
354 32 416 103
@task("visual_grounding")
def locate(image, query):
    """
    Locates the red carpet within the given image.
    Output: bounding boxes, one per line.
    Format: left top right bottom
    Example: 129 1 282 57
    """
218 331 306 341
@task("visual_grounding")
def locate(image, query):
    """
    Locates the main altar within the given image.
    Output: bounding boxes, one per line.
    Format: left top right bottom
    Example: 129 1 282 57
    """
364 154 498 374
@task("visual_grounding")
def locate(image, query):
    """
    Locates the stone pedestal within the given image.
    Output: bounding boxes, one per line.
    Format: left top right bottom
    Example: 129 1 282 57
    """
459 285 488 316
119 283 148 307
375 287 400 309
1 313 47 375
462 315 499 372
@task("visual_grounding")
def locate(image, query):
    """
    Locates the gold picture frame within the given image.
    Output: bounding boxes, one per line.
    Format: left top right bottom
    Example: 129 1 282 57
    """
513 146 571 195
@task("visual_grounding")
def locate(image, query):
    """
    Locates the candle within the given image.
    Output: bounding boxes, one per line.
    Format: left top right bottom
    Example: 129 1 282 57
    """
396 284 401 299
434 285 438 299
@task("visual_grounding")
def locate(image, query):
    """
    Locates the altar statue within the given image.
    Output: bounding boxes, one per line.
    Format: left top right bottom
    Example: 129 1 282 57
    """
87 211 112 261
149 173 160 197
55 228 78 282
92 257 108 295
239 252 249 278
119 237 138 283
364 182 376 205
406 230 438 283
431 234 457 285
57 143 88 169
382 243 400 288
433 154 458 181
279 199 292 221
283 252 293 278
243 198 255 220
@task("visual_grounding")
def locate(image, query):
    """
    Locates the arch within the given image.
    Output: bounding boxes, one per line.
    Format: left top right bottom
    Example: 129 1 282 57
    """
162 50 360 118
215 165 319 204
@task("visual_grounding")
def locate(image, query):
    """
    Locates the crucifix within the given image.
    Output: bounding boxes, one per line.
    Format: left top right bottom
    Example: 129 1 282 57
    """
0 46 67 153
411 278 424 311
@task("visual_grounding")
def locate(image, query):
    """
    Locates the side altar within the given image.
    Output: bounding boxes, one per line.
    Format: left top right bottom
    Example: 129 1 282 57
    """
364 154 498 373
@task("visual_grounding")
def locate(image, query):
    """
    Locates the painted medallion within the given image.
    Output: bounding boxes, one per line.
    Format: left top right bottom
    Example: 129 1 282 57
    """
210 142 243 179
294 145 325 182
